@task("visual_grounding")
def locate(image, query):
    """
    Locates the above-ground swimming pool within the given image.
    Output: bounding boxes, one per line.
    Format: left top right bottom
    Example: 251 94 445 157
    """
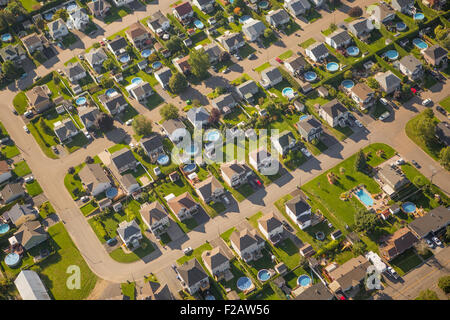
384 50 399 60
282 87 295 98
237 277 252 291
315 231 325 241
76 97 87 106
299 115 309 121
257 269 271 282
182 163 197 173
304 71 317 82
106 187 118 199
1 33 12 42
346 46 360 56
297 275 312 287
413 38 428 50
239 15 251 24
341 80 355 89
66 3 78 11
157 154 170 166
396 22 407 31
326 62 339 72
131 77 142 85
258 1 269 9
152 61 163 70
4 253 20 267
355 188 374 207
119 54 130 63
205 130 221 142
194 20 204 29
105 88 117 97
141 49 152 58
0 223 10 234
413 12 425 21
402 202 416 213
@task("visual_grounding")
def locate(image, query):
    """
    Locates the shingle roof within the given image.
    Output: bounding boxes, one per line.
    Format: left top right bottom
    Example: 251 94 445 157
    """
212 93 236 111
294 282 333 300
399 55 422 72
174 1 193 16
167 192 197 215
98 92 128 113
85 48 108 66
7 203 35 225
285 55 308 70
161 118 186 136
14 220 46 249
275 130 296 148
230 228 264 251
408 206 450 238
117 219 141 242
261 66 282 82
307 42 329 58
351 82 374 100
187 107 210 126
177 259 208 287
201 247 229 271
297 115 322 134
320 99 348 118
110 148 136 171
285 195 311 216
140 134 163 154
327 29 351 46
54 118 78 142
258 212 282 233
108 36 128 52
195 176 223 201
78 163 110 193
140 201 167 226
423 44 448 60
78 107 100 127
154 67 173 84
64 62 86 79
221 161 249 179
267 9 290 24
374 71 402 91
237 80 259 96
126 22 149 40
379 227 418 260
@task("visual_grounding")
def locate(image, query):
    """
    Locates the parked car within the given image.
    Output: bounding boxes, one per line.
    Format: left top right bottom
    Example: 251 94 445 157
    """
355 120 363 128
380 98 388 105
106 238 117 246
57 42 64 49
426 238 435 248
23 125 29 133
80 196 89 203
301 148 312 157
183 247 193 254
395 158 405 165
222 195 230 205
378 111 390 121
248 53 256 60
171 264 177 270
33 75 41 82
24 175 34 183
12 108 18 115
422 98 432 106
411 160 420 168
125 119 133 126
51 146 59 154
386 267 399 280
432 236 442 247
222 68 230 74
24 110 33 118
436 106 446 115
275 57 282 63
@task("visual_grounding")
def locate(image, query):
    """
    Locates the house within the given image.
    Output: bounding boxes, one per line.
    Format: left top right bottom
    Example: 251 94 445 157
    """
296 115 323 142
126 81 154 102
125 22 151 50
107 36 128 57
284 0 311 16
399 55 424 81
422 44 448 67
435 122 450 146
54 119 78 144
212 93 237 115
217 32 245 53
177 259 210 295
1 183 25 204
117 220 142 249
0 44 26 62
195 176 225 203
284 55 308 75
13 221 47 250
173 2 194 25
0 161 12 184
147 10 170 33
193 0 215 13
328 256 372 294
230 228 265 262
201 247 230 281
120 174 140 195
242 18 266 42
154 67 173 90
161 119 188 145
305 42 330 62
48 18 69 40
310 0 324 7
294 282 334 300
377 163 410 195
220 161 252 188
14 270 51 300
112 0 133 6
63 62 87 83
140 201 170 236
140 134 164 160
391 0 415 14
98 91 128 115
325 29 352 49
79 107 100 130
370 3 396 25
25 85 52 114
21 33 43 54
186 107 210 129
350 83 376 110
347 18 374 41
408 206 450 239
374 71 402 94
85 48 108 71
260 66 283 88
389 203 401 215
68 8 89 30
6 203 37 227
172 55 191 75
137 281 174 300
249 148 276 173
167 192 199 221
317 86 328 98
266 9 290 28
379 227 418 261
258 212 283 245
78 163 111 196
318 99 350 128
202 43 222 65
236 80 259 104
110 148 137 174
87 0 111 18
285 195 312 229
271 130 297 156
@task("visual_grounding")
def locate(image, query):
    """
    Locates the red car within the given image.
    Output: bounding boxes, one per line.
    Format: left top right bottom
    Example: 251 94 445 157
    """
99 41 105 46
275 57 283 64
255 179 262 186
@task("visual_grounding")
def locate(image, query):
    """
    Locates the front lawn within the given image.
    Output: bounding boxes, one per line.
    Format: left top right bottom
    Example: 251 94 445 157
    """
109 237 155 263
255 62 272 73
13 161 31 177
25 180 43 196
439 96 450 113
13 92 28 115
121 282 136 300
390 248 422 276
405 112 443 161
64 164 85 200
299 38 316 49
80 200 98 216
176 242 212 265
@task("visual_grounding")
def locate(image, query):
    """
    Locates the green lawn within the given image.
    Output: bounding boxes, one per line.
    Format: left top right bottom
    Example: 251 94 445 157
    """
405 112 443 161
1 144 20 159
80 200 98 216
121 282 136 300
13 92 28 115
299 38 316 49
64 165 85 200
176 243 212 265
439 96 450 113
109 237 156 263
278 50 293 61
247 211 263 229
25 180 43 196
13 161 31 177
220 227 236 245
20 0 41 12
390 248 422 276
255 62 272 73
39 201 55 219
271 238 301 270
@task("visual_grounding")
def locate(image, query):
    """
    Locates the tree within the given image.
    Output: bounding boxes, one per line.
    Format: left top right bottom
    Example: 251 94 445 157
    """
439 147 450 170
132 115 152 137
2 60 21 80
38 117 52 135
54 8 69 22
416 289 439 300
329 23 337 32
169 72 188 94
434 25 448 41
415 116 436 147
354 209 378 233
209 108 221 124
85 156 94 164
352 241 366 256
5 0 26 17
166 36 183 53
94 113 114 132
233 7 241 15
343 70 353 79
354 150 367 172
348 6 363 17
100 76 114 89
159 103 179 121
264 28 274 39
188 49 210 79
446 226 450 242
93 42 101 49
367 77 379 90
68 167 75 174
103 58 115 72
415 239 430 256
126 45 134 55
438 275 450 294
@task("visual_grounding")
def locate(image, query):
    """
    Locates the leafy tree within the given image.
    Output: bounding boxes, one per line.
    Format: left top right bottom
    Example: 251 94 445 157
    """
188 49 210 79
100 76 114 89
438 275 450 294
2 60 21 80
169 72 188 94
414 239 430 256
348 6 363 17
126 45 134 55
329 23 337 32
103 58 115 72
5 0 26 17
166 36 183 53
416 289 439 300
214 10 226 26
54 8 69 22
160 103 179 121
354 209 377 233
219 51 230 62
367 77 379 90
85 156 94 164
93 42 101 49
132 115 152 137
192 99 201 108
209 108 221 124
415 116 436 147
53 76 60 85
434 25 448 41
264 28 274 39
442 35 450 50
352 241 367 256
94 113 114 132
233 0 245 8
0 278 14 300
343 70 353 79
439 147 450 170
354 150 367 172
38 117 52 135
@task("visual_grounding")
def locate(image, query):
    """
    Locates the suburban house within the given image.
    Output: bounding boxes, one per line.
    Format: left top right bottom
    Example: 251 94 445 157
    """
87 0 111 18
399 55 424 81
236 80 260 104
85 47 108 72
140 201 170 236
260 66 283 88
147 10 170 33
242 18 266 42
195 176 224 203
48 18 69 40
154 67 173 90
187 107 210 129
435 122 450 146
350 82 376 110
201 247 230 281
1 183 25 204
325 29 352 49
126 81 154 102
125 22 151 50
305 42 330 62
347 18 374 41
318 99 350 128
98 91 128 115
294 282 334 300
110 148 137 174
230 228 265 262
0 161 12 184
6 203 37 227
63 62 87 83
177 259 210 295
328 256 372 294
422 44 448 67
107 36 128 58
53 119 78 144
377 163 410 195
78 163 111 196
68 7 89 30
112 0 133 6
172 55 191 75
0 44 26 62
140 134 164 161
193 0 215 13
285 195 312 229
408 206 450 239
137 281 173 300
249 148 276 173
202 43 222 65
379 227 418 261
167 192 199 221
173 2 194 25
266 9 290 29
212 93 237 115
13 221 47 250
161 119 187 145
216 32 245 53
220 161 252 188
117 220 143 249
14 270 51 300
21 33 43 55
258 212 284 245
120 174 140 195
296 115 323 142
79 107 100 130
284 55 308 75
374 71 402 94
370 3 396 25
25 85 52 114
284 0 311 16
391 0 415 14
271 130 297 156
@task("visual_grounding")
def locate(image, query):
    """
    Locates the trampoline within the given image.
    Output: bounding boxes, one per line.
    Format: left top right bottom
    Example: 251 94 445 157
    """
4 253 20 267
157 154 170 166
304 71 317 82
315 231 325 241
0 224 10 234
341 80 354 89
106 187 118 199
326 62 339 72
237 277 252 291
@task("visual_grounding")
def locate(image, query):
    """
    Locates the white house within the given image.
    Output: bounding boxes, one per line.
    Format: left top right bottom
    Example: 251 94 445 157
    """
258 212 284 245
271 130 297 156
201 247 230 281
284 0 311 17
325 29 352 49
68 8 89 31
167 192 199 221
220 161 252 188
318 99 350 128
14 270 51 300
48 18 69 40
266 9 290 28
260 66 283 88
249 148 276 174
230 229 265 262
285 195 312 229
242 18 266 42
117 220 143 249
78 163 111 197
305 42 329 62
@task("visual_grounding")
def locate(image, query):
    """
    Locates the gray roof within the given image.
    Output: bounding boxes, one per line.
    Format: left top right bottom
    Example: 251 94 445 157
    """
0 44 25 60
297 115 323 135
327 29 351 46
259 212 282 233
230 228 264 251
218 32 244 50
108 36 128 52
267 9 290 25
78 163 110 193
186 107 210 126
64 62 86 79
408 206 450 238
111 148 136 171
371 3 395 22
177 259 208 287
399 55 422 72
285 55 308 70
307 42 329 58
148 10 170 30
348 18 372 36
320 99 348 118
237 80 259 97
275 130 296 148
85 48 108 66
294 282 333 300
286 195 311 215
121 173 138 189
155 67 173 84
195 176 223 201
203 43 222 60
98 92 128 113
285 0 311 15
78 107 100 127
202 247 229 271
161 118 186 136
374 71 402 91
130 82 153 97
48 18 66 33
140 201 167 226
1 183 25 203
117 219 141 242
261 66 282 82
140 134 163 154
242 18 266 37
14 270 51 300
54 118 78 142
379 163 409 189
212 93 236 111
7 203 36 226
423 44 448 60
391 0 414 10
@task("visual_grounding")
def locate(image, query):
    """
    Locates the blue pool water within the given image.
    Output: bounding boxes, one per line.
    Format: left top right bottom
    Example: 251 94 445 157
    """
76 97 87 105
414 12 425 20
194 20 204 29
257 269 271 282
206 130 221 142
237 277 252 291
4 253 20 267
413 38 428 49
299 115 309 121
304 71 317 82
66 3 78 11
396 22 407 31
105 89 117 97
106 187 118 199
355 188 374 206
152 61 162 69
44 13 53 21
131 77 142 85
141 49 152 58
119 54 130 63
282 87 294 97
183 163 197 173
258 1 269 9
0 224 10 234
239 15 251 24
402 202 416 213
205 295 215 300
297 275 312 287
341 80 354 89
157 154 170 166
346 46 360 56
385 50 399 60
1 33 12 42
326 62 339 72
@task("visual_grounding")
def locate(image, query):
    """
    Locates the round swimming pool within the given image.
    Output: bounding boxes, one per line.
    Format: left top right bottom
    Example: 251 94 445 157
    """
182 163 197 173
299 115 309 121
297 275 312 287
257 269 271 282
119 54 130 64
258 0 269 9
106 187 118 199
157 154 170 166
341 80 355 89
205 129 221 142
413 38 428 50
414 12 425 21
193 20 204 29
205 294 215 300
385 50 399 60
326 62 339 72
1 33 12 42
44 13 53 21
105 88 117 97
66 3 78 11
237 277 252 291
402 202 416 213
304 71 317 82
76 97 87 106
239 15 251 24
141 49 152 58
396 22 407 31
282 87 295 98
346 46 360 57
4 253 20 267
131 77 142 85
0 223 10 234
152 61 163 70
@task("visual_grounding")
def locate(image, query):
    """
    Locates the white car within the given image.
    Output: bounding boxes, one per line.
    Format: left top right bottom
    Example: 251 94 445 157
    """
380 98 388 105
379 111 390 121
80 196 89 203
222 195 230 205
386 266 399 280
422 98 432 106
395 158 405 166
24 175 34 183
183 247 193 254
125 119 133 126
355 120 363 128
23 125 29 133
432 236 442 247
301 148 312 157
